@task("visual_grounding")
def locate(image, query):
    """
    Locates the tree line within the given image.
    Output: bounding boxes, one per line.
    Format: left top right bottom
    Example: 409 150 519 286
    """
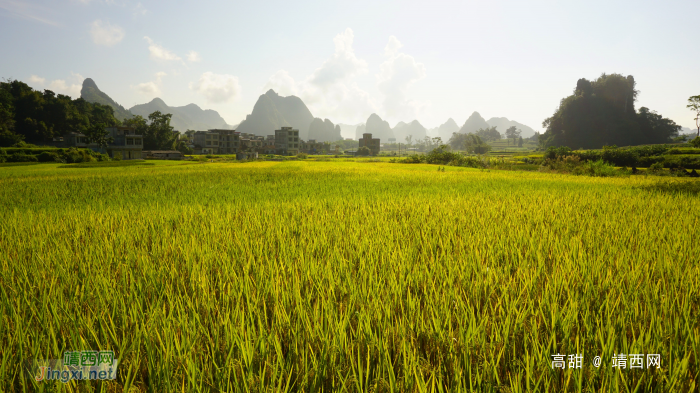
0 79 184 151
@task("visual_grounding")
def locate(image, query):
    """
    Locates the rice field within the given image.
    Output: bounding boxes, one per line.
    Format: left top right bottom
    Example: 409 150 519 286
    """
0 160 698 392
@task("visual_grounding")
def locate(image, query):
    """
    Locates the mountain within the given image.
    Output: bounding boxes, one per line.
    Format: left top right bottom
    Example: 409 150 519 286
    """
459 111 490 134
236 89 314 139
362 113 394 140
80 78 133 121
129 98 231 132
486 117 537 138
435 118 459 140
681 127 698 135
308 118 342 142
392 120 427 142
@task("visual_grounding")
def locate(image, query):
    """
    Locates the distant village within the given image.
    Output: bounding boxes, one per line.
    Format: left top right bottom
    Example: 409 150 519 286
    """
57 126 380 160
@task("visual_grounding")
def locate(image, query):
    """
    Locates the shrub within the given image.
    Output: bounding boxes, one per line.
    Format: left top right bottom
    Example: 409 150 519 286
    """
601 147 638 167
37 151 60 162
572 159 624 177
8 153 39 163
297 153 308 159
11 141 38 148
401 154 424 163
544 146 572 160
356 146 371 156
648 162 664 172
540 155 582 173
691 137 700 148
447 156 487 168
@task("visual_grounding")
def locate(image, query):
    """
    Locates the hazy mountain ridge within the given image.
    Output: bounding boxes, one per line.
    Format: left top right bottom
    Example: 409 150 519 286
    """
80 78 133 122
82 79 539 141
81 78 234 131
361 114 394 140
486 117 536 138
129 98 231 132
432 118 459 140
392 120 427 142
236 90 314 139
459 112 491 134
308 118 342 142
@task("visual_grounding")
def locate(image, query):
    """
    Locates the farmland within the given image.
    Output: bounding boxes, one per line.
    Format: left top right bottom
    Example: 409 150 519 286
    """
0 160 698 392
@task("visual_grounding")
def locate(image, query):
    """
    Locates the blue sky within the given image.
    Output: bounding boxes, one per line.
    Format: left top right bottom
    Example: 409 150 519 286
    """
1 0 698 135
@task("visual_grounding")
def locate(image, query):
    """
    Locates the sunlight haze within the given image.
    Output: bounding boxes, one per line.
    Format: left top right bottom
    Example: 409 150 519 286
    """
2 0 698 134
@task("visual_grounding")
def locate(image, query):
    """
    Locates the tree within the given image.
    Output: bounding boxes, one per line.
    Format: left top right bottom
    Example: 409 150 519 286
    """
356 146 370 156
175 139 193 154
0 88 22 146
0 79 119 145
637 107 680 143
474 126 502 142
541 73 676 148
184 130 196 142
688 95 700 137
505 126 521 145
144 111 177 150
447 132 490 154
518 136 523 147
83 122 113 149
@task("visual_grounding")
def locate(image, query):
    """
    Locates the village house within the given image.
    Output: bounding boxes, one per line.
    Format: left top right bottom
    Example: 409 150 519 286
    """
275 127 299 155
358 133 381 156
300 139 330 154
63 126 143 159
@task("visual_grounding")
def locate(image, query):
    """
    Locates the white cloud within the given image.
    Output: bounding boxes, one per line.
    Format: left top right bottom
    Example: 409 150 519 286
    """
262 28 377 123
190 72 241 103
144 36 183 63
29 75 45 84
90 20 124 46
376 35 427 121
134 81 160 96
132 72 166 98
307 28 368 88
28 72 84 97
186 51 201 62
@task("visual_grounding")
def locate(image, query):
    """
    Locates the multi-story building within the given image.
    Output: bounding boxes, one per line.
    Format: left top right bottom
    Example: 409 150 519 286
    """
64 126 143 159
193 129 240 154
261 135 277 154
213 129 239 154
275 127 300 155
193 130 219 154
239 133 266 153
359 133 380 156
